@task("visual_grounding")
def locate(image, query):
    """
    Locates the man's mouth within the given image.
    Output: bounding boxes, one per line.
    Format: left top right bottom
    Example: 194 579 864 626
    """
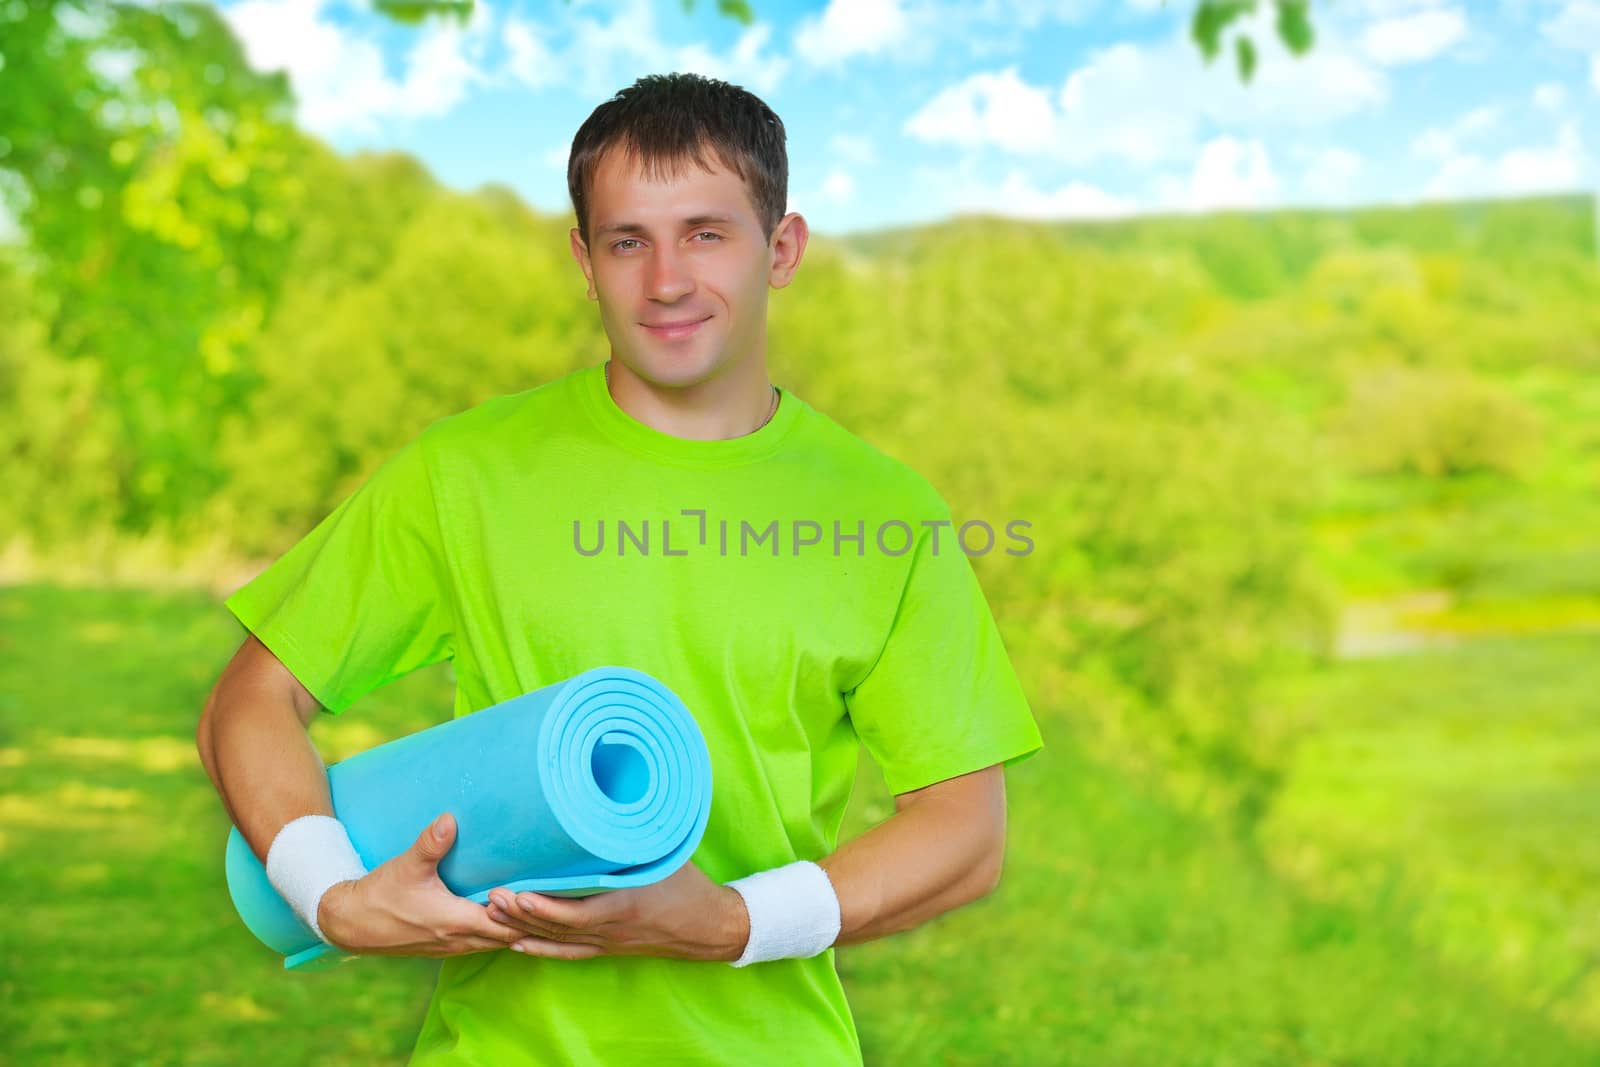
640 316 710 341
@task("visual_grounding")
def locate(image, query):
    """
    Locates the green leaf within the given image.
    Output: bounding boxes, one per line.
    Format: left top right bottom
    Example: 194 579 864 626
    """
1191 0 1256 63
371 0 473 27
673 0 755 22
1235 34 1258 82
1275 0 1315 55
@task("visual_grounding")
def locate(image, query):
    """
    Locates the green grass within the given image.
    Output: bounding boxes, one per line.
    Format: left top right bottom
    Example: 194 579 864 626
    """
2 583 1596 1065
1258 631 1600 1037
846 740 1600 1066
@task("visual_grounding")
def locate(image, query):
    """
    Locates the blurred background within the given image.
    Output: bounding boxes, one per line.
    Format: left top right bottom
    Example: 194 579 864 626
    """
2 0 1598 1063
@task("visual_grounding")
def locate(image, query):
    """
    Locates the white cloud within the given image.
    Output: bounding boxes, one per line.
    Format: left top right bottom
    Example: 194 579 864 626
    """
820 169 856 202
226 0 796 137
928 168 1135 220
1411 128 1452 161
904 18 1385 168
1345 0 1450 13
903 67 1058 155
1050 43 1194 164
503 14 557 90
830 134 878 166
674 24 789 95
1533 82 1567 111
1458 107 1500 136
905 150 1136 221
1424 152 1487 199
1537 1 1600 96
964 0 1101 22
1542 2 1600 50
1496 123 1585 191
794 0 907 68
1411 105 1500 161
222 0 493 136
1361 6 1467 65
1061 31 1387 134
1181 136 1279 211
402 10 487 109
907 0 1104 59
542 142 570 173
990 174 1135 219
1302 147 1364 202
1424 122 1587 199
539 0 787 98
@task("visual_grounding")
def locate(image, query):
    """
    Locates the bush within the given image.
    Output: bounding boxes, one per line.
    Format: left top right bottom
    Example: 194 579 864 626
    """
1332 366 1542 479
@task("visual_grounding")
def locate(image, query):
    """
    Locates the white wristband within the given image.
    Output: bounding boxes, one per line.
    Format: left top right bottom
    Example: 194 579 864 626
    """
264 814 369 944
725 860 842 967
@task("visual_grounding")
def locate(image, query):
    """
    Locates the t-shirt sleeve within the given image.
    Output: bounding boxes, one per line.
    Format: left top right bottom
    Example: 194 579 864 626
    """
223 433 456 715
842 501 1044 796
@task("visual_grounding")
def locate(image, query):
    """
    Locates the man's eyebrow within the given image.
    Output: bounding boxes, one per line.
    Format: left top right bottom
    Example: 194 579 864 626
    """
595 214 737 237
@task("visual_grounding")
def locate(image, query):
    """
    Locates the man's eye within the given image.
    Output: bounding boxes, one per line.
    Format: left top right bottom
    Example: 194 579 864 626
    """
613 238 640 252
694 231 722 242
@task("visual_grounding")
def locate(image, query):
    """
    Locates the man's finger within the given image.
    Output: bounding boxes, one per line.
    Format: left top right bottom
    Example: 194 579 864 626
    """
458 934 521 953
487 906 592 943
482 917 525 943
517 891 600 928
511 935 605 961
454 900 523 942
409 812 456 871
486 903 542 932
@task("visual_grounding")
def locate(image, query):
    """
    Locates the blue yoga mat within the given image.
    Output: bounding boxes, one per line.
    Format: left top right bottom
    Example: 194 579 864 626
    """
225 665 713 969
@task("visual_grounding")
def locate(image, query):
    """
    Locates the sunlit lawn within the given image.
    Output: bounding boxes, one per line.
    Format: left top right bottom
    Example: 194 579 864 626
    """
1260 630 1600 1037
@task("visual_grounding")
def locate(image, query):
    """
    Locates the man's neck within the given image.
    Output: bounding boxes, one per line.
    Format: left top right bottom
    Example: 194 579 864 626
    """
605 358 779 441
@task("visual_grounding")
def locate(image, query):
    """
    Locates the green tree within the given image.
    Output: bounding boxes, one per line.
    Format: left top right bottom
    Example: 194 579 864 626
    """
0 0 306 532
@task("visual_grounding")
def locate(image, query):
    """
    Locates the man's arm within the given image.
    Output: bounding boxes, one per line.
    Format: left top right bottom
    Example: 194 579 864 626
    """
196 634 332 859
816 763 1006 947
197 635 520 957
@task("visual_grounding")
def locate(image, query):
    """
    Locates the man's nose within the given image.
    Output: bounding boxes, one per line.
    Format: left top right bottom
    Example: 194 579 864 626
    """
645 243 694 302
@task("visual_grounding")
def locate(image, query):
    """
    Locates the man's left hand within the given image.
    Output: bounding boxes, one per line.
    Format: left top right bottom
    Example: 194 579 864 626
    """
486 860 750 962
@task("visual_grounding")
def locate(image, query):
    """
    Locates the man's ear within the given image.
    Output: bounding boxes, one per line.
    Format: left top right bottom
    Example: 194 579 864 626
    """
768 212 809 290
570 226 597 300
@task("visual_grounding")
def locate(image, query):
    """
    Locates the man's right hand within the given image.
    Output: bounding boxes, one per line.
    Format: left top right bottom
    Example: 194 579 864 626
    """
317 812 523 958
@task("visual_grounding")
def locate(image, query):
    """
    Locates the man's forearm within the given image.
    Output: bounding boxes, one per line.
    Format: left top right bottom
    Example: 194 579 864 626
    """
198 673 336 865
816 770 1005 947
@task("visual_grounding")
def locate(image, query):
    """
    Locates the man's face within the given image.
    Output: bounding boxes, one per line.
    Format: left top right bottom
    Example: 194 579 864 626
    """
570 145 806 388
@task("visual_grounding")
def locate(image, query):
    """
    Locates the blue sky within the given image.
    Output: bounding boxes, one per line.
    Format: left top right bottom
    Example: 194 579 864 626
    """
217 0 1600 235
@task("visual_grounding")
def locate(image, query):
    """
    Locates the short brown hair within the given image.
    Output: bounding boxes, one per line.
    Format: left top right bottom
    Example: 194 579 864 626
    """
567 72 788 247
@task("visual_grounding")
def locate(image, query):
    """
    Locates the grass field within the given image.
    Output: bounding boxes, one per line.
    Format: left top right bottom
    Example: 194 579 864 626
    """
1260 631 1600 1038
3 581 1596 1065
1265 375 1600 1044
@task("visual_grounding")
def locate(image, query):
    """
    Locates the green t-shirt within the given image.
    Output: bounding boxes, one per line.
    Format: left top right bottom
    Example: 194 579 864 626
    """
225 361 1043 1066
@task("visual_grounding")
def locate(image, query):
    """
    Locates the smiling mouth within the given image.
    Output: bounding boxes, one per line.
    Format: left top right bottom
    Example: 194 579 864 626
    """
641 316 709 340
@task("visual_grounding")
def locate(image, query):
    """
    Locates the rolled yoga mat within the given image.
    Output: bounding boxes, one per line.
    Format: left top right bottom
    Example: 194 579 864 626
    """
225 665 713 970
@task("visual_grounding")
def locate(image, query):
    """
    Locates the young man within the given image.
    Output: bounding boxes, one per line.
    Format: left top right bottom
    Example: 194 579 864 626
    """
197 72 1042 1065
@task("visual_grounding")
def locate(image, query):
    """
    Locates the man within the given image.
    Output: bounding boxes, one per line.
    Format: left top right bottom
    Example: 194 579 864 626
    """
197 72 1042 1065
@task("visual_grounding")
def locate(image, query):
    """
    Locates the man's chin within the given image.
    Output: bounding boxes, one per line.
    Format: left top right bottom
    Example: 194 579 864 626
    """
614 353 724 389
